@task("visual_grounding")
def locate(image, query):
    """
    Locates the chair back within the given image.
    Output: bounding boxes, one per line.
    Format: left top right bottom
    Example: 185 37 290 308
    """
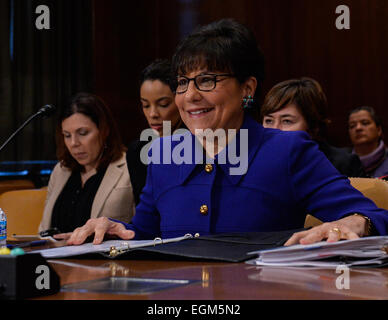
0 179 35 195
304 177 388 228
349 177 388 210
0 188 47 240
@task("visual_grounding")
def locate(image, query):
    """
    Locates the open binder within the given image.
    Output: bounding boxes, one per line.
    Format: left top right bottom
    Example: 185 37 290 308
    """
34 229 300 262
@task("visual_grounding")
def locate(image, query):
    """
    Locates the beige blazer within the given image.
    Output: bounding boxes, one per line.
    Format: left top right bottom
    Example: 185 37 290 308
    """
39 152 135 232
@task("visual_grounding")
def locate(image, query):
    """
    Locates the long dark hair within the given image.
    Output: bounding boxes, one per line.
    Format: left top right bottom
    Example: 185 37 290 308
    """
56 92 126 171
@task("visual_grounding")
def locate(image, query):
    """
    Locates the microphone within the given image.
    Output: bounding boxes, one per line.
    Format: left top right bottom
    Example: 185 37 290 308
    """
0 104 56 153
36 104 56 117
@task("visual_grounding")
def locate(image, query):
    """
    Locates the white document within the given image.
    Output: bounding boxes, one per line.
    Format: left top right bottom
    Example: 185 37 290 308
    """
246 256 387 268
247 236 388 267
32 234 193 259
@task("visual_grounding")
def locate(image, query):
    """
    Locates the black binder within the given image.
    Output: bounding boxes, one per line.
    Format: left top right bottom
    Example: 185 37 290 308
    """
100 229 302 263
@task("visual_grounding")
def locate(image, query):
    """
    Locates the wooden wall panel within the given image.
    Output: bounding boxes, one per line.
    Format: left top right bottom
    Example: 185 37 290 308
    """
92 0 181 144
92 0 388 147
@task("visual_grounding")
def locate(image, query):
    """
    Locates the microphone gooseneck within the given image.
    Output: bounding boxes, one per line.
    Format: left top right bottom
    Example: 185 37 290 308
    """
0 104 56 153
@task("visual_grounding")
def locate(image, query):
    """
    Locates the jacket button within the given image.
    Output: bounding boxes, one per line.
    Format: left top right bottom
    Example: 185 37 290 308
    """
205 164 213 173
200 205 208 215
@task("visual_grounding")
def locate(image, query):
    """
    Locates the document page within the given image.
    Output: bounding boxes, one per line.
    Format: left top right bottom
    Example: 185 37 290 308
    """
32 234 193 258
246 236 388 267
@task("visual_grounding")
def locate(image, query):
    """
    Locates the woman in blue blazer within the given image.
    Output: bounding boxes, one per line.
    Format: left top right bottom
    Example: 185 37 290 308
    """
58 19 388 246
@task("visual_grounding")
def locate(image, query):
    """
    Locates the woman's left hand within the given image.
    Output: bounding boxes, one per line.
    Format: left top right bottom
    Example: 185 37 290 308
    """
284 214 368 246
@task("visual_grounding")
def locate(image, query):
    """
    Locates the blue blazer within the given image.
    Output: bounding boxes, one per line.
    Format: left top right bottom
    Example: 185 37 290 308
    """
124 115 388 239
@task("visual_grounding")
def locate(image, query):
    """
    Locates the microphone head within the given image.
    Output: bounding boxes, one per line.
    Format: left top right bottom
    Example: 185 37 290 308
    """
37 104 56 117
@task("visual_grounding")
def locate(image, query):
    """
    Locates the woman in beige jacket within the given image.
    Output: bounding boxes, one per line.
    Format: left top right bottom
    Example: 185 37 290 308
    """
39 93 135 233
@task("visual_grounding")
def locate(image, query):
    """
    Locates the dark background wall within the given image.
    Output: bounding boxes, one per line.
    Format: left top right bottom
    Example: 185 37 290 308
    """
92 0 388 148
0 0 93 162
1 0 388 163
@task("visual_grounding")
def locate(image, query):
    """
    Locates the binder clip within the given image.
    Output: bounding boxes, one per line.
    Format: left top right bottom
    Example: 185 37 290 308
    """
109 243 130 258
109 246 119 257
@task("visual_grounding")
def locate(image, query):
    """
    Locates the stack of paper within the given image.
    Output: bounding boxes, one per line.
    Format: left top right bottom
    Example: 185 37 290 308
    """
246 236 388 268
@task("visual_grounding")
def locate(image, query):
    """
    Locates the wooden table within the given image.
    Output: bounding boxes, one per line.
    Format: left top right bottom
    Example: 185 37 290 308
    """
34 258 388 300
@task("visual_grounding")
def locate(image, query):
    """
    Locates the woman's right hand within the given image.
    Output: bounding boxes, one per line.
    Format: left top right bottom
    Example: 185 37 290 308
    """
53 217 135 245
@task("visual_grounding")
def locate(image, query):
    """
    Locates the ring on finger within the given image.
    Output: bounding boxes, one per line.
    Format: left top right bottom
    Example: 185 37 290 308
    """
329 227 341 237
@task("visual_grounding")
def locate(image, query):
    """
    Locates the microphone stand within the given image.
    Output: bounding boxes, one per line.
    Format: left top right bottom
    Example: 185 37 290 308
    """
0 106 54 153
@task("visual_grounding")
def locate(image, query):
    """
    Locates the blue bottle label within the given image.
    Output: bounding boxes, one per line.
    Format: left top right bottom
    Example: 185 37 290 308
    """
0 220 6 239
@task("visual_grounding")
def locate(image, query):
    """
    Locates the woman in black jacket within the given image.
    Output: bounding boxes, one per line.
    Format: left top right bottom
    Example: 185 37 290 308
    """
261 77 366 177
127 59 184 204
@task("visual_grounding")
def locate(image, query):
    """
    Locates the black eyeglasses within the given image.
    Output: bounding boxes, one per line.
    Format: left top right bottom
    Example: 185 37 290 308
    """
175 73 235 94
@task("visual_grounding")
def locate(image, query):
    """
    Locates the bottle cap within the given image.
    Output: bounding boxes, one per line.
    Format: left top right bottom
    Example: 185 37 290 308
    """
0 247 11 255
10 248 25 256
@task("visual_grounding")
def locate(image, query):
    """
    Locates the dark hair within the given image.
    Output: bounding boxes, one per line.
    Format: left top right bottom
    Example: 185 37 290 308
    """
56 92 126 172
140 59 175 92
348 106 382 128
171 19 265 109
260 78 330 141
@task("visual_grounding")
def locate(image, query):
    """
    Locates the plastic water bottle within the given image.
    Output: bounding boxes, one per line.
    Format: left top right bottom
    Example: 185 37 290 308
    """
0 208 6 246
